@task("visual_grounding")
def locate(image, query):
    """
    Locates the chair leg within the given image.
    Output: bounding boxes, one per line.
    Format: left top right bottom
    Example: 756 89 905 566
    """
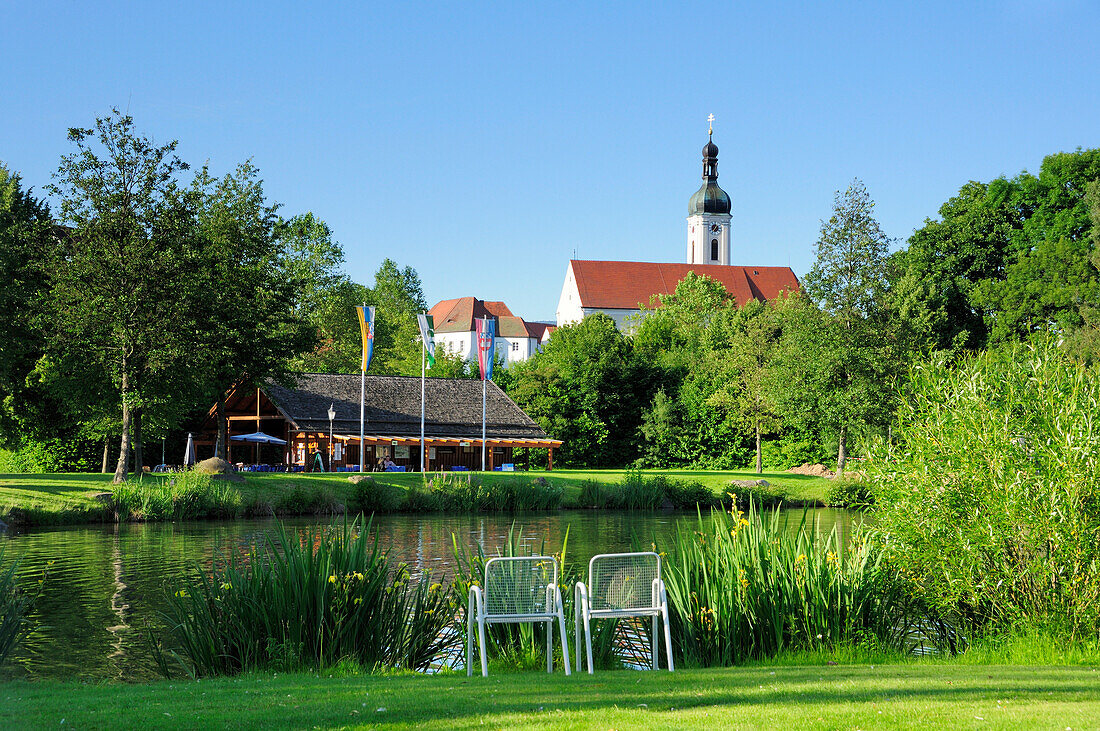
662 605 674 672
467 595 475 677
546 618 553 673
652 614 659 670
478 618 489 677
584 615 594 675
574 595 583 673
556 591 571 676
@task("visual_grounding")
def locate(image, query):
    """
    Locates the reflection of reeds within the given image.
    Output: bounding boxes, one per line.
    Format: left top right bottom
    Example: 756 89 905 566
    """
661 501 917 667
152 517 453 677
0 546 42 666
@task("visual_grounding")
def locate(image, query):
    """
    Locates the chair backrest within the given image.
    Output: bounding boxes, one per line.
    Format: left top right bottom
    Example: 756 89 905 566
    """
483 556 558 617
588 552 662 612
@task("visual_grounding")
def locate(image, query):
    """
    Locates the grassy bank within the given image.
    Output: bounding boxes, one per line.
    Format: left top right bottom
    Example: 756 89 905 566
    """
2 663 1098 729
0 469 833 527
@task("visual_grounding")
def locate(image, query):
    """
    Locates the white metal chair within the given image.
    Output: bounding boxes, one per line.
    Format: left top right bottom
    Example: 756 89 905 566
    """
467 555 571 677
574 551 674 673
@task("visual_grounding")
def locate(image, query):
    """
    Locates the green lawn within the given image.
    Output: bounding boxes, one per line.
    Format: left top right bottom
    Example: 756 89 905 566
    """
2 663 1097 729
0 468 832 526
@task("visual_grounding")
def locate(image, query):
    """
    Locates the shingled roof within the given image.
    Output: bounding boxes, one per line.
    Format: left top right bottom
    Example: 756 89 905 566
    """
569 260 800 310
264 374 553 441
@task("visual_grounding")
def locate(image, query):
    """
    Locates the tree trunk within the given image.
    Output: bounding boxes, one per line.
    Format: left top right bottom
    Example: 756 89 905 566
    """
101 437 109 474
215 393 227 460
132 409 143 476
755 421 762 474
836 424 847 476
113 369 131 484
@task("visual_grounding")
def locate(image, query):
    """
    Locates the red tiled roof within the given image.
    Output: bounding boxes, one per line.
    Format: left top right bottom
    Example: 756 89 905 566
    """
429 297 517 334
428 296 537 337
525 322 556 341
569 260 800 309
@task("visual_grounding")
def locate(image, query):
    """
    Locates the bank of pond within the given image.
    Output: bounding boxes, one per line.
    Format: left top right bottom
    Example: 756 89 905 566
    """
0 469 843 528
0 505 906 682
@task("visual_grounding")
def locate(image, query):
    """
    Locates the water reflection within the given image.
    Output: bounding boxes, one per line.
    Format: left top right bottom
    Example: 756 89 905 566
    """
0 508 857 682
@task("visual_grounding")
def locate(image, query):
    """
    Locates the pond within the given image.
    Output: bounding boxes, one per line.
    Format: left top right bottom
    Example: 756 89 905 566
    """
0 508 858 682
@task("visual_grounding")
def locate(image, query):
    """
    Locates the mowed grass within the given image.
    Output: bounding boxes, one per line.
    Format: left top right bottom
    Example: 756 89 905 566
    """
0 468 832 525
2 664 1098 729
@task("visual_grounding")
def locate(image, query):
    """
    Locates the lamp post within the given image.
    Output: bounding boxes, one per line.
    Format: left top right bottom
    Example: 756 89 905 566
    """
328 403 336 473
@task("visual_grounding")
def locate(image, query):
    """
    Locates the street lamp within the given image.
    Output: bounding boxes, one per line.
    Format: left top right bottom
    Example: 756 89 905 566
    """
327 403 336 473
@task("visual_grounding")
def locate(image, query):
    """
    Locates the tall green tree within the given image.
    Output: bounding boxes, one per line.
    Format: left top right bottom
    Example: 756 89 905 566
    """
793 179 900 474
190 162 317 458
46 111 202 482
508 313 651 467
0 164 56 448
369 259 429 376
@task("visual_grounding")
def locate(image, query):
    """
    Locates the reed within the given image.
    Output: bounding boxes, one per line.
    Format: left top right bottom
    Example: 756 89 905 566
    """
152 517 452 677
578 470 713 510
111 472 242 521
660 500 915 667
0 547 45 665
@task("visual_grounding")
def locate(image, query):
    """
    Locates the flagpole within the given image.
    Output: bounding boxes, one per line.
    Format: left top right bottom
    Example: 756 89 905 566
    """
420 335 426 473
481 377 487 472
359 304 367 472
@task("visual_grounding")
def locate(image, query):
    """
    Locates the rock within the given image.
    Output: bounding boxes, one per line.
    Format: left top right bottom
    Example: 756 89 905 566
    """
0 518 7 533
194 457 234 474
729 479 771 488
91 492 114 504
348 474 374 485
194 457 245 482
533 477 549 487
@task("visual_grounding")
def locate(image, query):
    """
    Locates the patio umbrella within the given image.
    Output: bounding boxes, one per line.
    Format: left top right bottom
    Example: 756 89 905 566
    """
229 431 288 445
184 432 196 467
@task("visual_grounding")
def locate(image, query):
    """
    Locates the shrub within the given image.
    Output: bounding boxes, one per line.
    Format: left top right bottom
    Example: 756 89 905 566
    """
660 502 915 667
152 518 453 677
871 340 1100 638
347 477 403 515
825 476 874 508
274 483 341 515
109 473 242 521
578 472 713 510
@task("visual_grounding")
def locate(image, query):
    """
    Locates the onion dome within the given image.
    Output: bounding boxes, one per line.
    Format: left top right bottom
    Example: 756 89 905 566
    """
689 132 731 215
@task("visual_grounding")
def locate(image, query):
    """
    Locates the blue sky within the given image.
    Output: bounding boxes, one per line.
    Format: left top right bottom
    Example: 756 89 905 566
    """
3 1 1099 321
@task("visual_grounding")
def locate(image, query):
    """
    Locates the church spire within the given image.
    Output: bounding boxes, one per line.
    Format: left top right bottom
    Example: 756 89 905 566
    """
702 113 719 180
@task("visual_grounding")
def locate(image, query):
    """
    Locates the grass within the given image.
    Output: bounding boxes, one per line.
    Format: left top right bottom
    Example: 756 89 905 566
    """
0 468 834 527
1 663 1098 729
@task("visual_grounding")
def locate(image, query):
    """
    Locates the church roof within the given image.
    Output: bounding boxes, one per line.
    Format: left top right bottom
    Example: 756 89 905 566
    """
568 260 800 310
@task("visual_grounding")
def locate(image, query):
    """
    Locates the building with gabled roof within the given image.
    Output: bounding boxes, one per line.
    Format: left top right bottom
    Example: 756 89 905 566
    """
197 374 561 471
429 296 555 365
556 123 800 329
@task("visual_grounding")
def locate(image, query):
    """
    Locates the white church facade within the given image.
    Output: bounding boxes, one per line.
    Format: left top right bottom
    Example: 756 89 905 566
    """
557 124 799 328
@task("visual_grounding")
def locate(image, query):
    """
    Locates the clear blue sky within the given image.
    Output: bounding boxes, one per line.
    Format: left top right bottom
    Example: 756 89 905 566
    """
3 1 1099 321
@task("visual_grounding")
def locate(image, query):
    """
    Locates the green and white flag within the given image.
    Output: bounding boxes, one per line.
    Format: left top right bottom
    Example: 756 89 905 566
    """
417 313 436 368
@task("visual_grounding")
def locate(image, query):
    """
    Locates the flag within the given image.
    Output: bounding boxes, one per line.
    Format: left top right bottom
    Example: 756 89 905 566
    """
356 305 375 372
476 317 496 380
417 313 436 368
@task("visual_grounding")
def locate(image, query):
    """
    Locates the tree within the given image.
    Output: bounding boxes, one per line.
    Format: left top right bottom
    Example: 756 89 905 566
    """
281 213 371 374
368 259 429 376
507 314 651 467
795 179 899 474
46 111 202 482
0 164 56 448
189 162 317 458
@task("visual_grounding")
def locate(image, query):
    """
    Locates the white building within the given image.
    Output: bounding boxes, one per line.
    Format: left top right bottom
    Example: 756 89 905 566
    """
429 297 554 366
556 127 799 329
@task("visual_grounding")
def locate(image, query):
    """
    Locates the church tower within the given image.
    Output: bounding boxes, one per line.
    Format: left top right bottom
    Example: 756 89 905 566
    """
686 118 732 265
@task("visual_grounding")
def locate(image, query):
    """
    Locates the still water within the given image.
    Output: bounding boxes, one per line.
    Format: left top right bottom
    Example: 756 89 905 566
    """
0 508 856 682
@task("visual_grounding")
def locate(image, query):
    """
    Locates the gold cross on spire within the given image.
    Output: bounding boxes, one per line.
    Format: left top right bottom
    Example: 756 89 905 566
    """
707 113 715 136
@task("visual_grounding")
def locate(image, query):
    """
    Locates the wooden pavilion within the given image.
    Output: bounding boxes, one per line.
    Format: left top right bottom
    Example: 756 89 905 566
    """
197 374 562 471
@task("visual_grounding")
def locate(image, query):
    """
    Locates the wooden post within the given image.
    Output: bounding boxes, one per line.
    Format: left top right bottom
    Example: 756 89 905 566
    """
548 447 553 471
488 443 495 471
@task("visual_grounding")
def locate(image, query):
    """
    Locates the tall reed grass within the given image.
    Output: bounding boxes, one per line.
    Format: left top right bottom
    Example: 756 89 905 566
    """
0 547 45 665
577 471 713 510
400 473 564 513
659 500 916 667
152 518 452 677
112 472 241 521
